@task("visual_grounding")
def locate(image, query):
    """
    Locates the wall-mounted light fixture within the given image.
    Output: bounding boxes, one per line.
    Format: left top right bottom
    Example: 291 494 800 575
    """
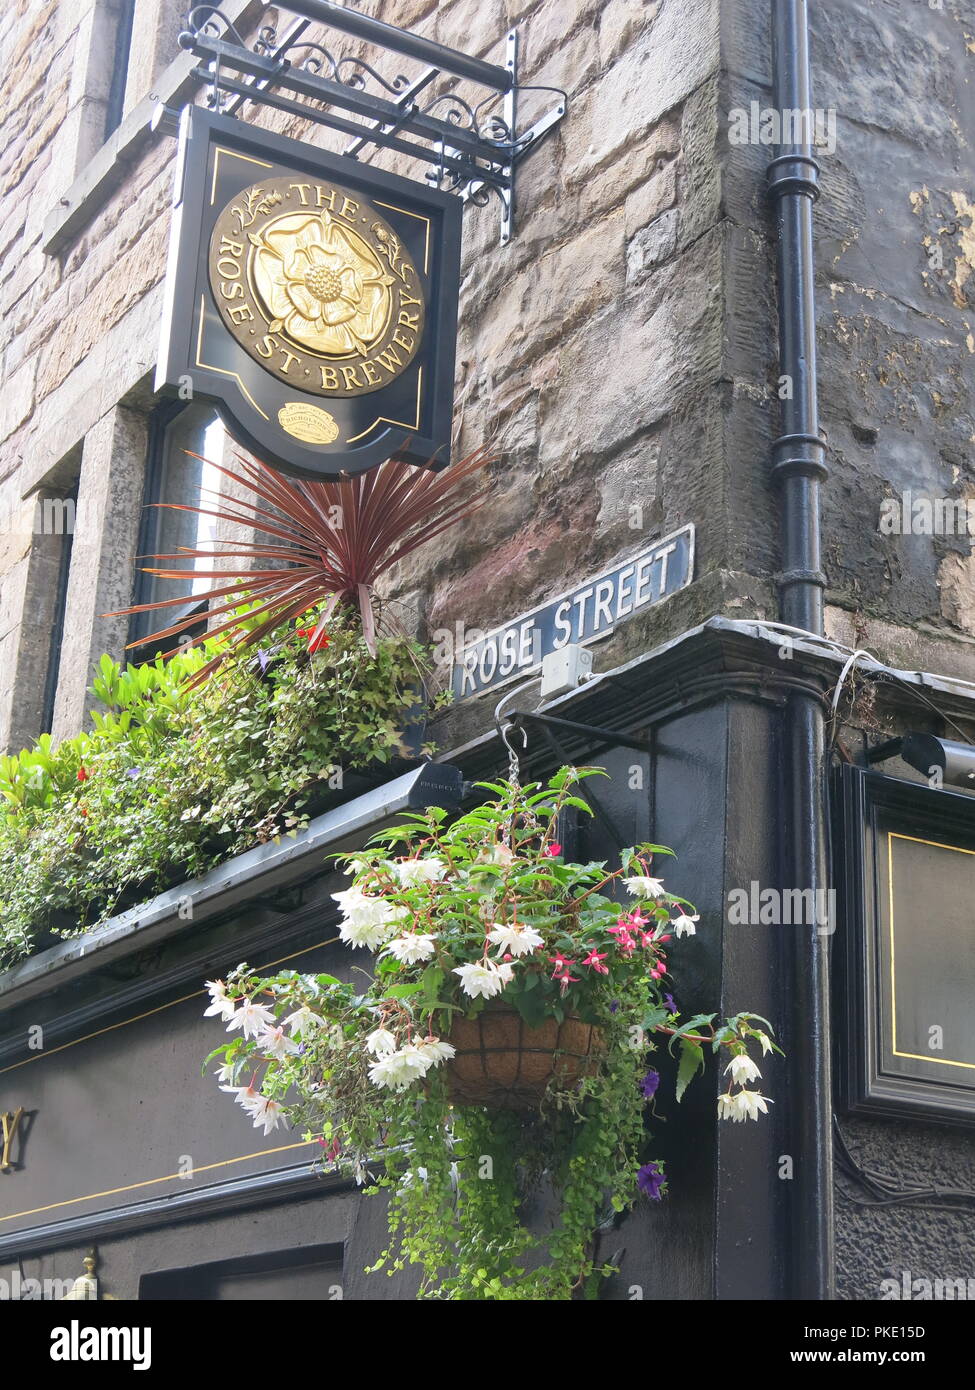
61 1250 98 1300
868 732 975 789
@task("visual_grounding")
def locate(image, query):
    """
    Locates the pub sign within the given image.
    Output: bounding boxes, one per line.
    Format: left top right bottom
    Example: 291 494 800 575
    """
157 108 462 479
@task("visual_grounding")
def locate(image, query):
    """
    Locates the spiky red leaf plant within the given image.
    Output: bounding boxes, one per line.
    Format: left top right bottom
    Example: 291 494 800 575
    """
112 446 493 683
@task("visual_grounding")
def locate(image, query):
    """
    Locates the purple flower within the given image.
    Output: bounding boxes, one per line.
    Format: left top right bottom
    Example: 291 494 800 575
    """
640 1068 660 1100
126 768 140 780
637 1161 666 1200
257 649 272 673
609 1000 620 1014
663 993 676 1013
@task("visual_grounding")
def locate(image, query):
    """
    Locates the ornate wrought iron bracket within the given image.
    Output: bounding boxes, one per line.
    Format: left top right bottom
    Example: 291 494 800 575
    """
161 3 567 245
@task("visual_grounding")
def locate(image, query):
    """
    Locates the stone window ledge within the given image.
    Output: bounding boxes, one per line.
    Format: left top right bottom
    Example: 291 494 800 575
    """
43 0 265 256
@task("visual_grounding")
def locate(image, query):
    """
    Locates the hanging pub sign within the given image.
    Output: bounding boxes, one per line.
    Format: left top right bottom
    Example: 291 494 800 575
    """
156 107 462 479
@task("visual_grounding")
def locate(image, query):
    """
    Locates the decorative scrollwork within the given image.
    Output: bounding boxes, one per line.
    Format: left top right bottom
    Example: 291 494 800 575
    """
473 93 512 145
336 57 412 96
252 24 278 58
278 40 341 80
181 4 246 47
420 93 516 151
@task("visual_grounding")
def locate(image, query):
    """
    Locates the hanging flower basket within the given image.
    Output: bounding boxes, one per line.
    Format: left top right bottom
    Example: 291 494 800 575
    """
447 1002 604 1108
205 768 781 1300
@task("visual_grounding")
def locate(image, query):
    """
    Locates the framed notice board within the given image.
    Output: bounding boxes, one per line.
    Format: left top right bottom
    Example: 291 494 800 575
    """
835 765 975 1126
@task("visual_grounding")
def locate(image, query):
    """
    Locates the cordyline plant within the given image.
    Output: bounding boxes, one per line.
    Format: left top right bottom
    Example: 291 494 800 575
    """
116 446 492 681
205 768 780 1300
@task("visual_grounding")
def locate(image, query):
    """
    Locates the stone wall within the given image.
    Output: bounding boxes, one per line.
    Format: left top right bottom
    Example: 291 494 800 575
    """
0 0 738 748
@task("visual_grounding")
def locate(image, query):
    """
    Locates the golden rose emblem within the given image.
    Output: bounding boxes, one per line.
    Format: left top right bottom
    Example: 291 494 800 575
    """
252 210 396 358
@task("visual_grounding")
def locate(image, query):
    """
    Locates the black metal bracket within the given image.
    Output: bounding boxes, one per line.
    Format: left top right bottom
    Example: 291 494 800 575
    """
164 4 567 245
500 709 653 850
506 710 654 756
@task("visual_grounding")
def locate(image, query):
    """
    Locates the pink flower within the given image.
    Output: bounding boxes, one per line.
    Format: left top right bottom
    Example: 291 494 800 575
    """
543 843 562 857
608 925 636 951
554 969 581 994
548 953 575 974
582 949 609 975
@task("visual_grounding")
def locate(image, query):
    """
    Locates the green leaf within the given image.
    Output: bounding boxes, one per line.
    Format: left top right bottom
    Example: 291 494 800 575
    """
675 1039 704 1101
384 983 423 999
667 1013 716 1054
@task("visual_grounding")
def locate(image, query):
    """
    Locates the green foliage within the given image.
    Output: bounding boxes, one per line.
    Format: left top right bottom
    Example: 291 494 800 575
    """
207 769 778 1300
0 615 427 967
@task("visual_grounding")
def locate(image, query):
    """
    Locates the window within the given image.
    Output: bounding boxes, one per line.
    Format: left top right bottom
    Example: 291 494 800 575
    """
103 0 137 142
129 400 225 658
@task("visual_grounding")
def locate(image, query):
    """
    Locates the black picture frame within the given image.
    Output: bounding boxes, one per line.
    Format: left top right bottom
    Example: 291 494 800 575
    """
834 763 975 1126
156 107 462 481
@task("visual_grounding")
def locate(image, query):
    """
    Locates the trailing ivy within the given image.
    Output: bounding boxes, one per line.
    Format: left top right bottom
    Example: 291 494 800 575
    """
0 615 431 968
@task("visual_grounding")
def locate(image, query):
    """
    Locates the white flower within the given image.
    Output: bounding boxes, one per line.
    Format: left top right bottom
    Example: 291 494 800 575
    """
282 1005 324 1038
333 886 408 949
215 1061 236 1084
416 1038 456 1066
717 1089 772 1123
242 1092 286 1135
725 1053 762 1086
367 1043 433 1091
453 960 512 999
385 932 438 965
221 1084 286 1135
203 979 237 1023
672 911 700 938
257 1025 301 1061
624 875 667 900
365 1026 397 1055
753 1030 773 1056
226 998 276 1039
393 856 447 886
487 922 545 957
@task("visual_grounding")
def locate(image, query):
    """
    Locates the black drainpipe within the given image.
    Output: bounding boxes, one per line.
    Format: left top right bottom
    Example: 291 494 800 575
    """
767 0 834 1298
